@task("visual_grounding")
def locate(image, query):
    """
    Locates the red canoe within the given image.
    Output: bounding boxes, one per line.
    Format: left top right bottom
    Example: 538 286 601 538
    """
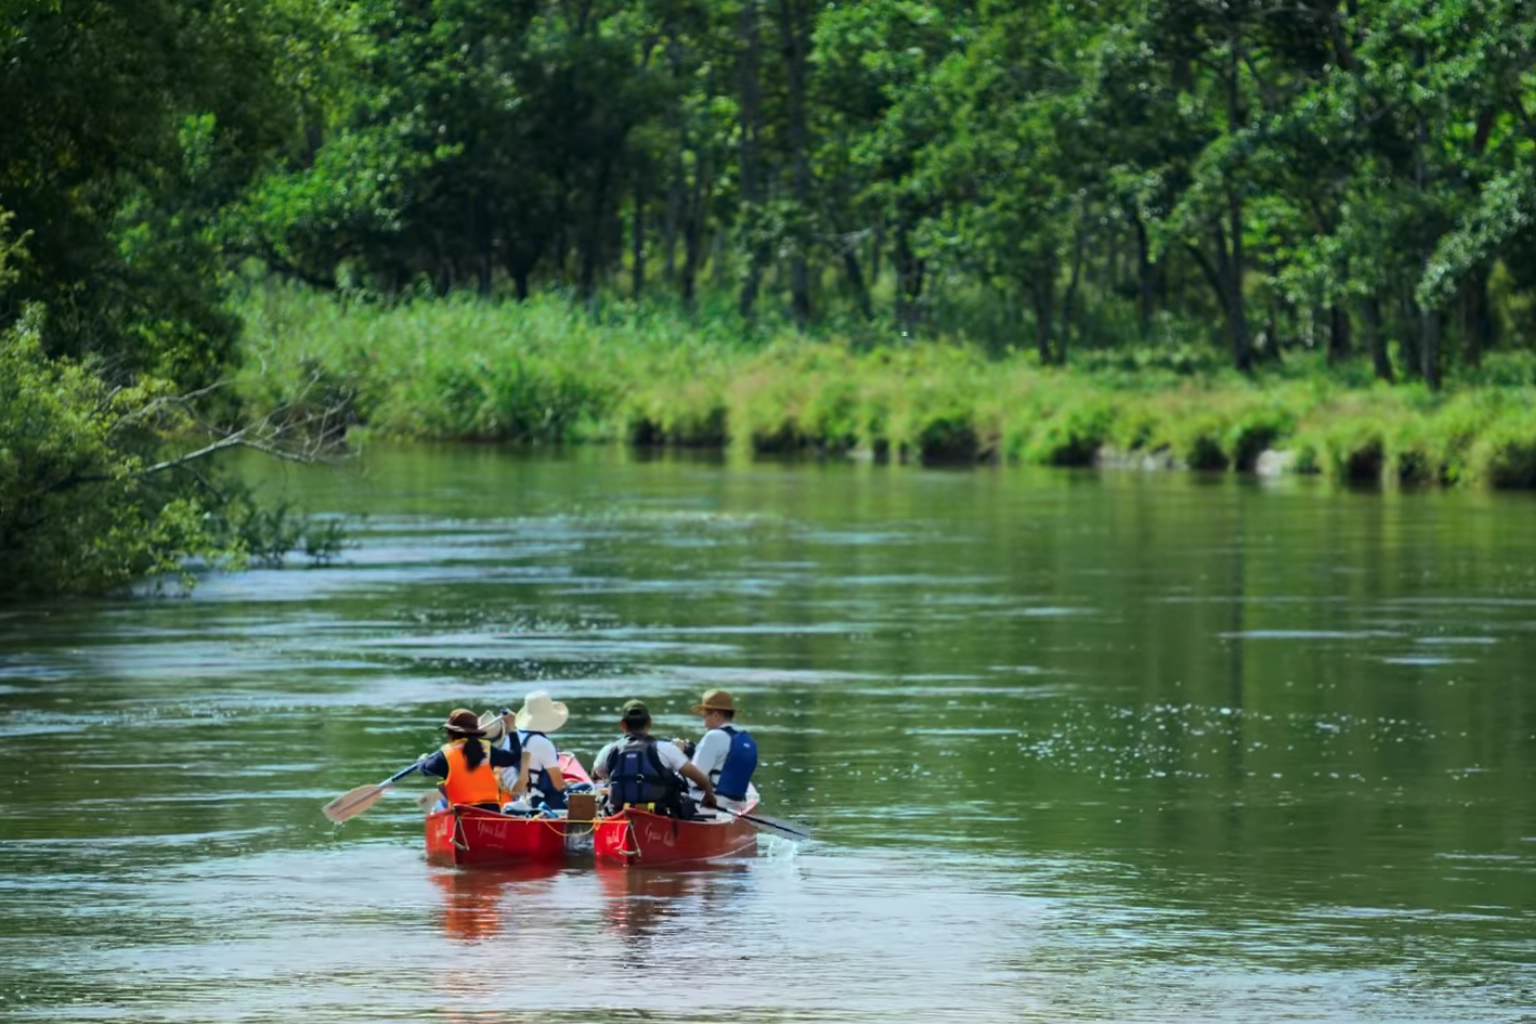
592 784 760 867
424 753 592 867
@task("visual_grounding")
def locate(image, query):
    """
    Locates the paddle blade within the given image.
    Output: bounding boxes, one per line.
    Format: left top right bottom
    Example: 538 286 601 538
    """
321 783 389 823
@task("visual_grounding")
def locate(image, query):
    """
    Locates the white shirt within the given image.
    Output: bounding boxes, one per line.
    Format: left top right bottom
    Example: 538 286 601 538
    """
593 734 688 779
494 730 563 794
518 730 561 789
689 727 733 787
686 727 751 807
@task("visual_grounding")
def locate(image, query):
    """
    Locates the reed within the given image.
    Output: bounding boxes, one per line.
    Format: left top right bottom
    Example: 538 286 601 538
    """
233 285 1536 489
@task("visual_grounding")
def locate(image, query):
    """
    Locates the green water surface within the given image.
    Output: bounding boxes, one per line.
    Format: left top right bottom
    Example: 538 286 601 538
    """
0 447 1531 1022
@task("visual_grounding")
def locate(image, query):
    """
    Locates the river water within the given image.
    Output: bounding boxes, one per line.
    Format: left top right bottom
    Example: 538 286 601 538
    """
1 447 1532 1022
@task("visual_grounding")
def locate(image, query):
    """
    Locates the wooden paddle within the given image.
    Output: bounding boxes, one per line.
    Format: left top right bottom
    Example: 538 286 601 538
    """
321 761 424 823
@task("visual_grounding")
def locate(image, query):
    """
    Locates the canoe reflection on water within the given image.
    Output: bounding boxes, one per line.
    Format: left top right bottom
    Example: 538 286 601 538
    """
429 862 564 943
595 862 748 945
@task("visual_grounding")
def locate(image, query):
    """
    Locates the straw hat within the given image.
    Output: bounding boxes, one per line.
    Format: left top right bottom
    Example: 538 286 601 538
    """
477 709 511 743
690 689 736 715
444 708 485 736
514 690 569 734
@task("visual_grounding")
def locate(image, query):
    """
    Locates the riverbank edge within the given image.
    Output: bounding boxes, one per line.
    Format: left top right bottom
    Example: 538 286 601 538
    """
235 288 1536 490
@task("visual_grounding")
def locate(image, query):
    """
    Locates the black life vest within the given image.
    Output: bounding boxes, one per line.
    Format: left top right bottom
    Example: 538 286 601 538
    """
603 736 683 815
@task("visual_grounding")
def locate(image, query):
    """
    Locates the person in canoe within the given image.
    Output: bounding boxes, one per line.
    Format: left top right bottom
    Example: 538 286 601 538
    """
484 690 575 812
594 699 717 818
418 709 523 811
675 688 757 810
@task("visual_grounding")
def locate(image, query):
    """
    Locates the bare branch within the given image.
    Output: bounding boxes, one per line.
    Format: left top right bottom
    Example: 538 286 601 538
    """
41 373 355 497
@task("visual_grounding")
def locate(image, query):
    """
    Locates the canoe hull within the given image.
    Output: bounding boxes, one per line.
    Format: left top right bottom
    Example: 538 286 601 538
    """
424 805 571 867
422 751 592 868
592 800 758 868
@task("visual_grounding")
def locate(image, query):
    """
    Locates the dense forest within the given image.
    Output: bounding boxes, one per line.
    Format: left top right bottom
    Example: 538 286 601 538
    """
4 0 1536 594
9 0 1536 374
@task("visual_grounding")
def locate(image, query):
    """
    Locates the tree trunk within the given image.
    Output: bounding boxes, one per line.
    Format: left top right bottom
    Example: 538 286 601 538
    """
1328 304 1350 365
1362 295 1393 381
736 0 768 317
710 229 730 290
579 159 611 301
1133 215 1154 336
1461 268 1492 368
843 247 873 320
778 0 812 326
1266 293 1279 360
1221 203 1252 373
1223 32 1252 373
894 222 923 336
1106 222 1120 296
1396 291 1422 380
1194 223 1250 373
468 192 492 296
1060 219 1087 365
1420 304 1441 389
680 147 710 309
870 220 884 287
631 174 646 298
662 153 682 285
1413 79 1438 388
1031 273 1054 363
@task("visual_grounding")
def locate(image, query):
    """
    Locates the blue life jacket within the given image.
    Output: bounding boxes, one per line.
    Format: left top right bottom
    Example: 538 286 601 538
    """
712 724 757 801
518 730 566 810
603 736 682 814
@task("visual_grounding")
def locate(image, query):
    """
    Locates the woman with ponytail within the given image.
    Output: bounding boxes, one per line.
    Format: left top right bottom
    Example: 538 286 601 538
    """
417 709 522 810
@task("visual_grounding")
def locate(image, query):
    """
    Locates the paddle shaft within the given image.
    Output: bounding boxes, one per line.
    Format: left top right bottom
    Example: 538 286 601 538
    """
381 762 424 786
738 811 812 840
715 805 812 840
321 761 425 822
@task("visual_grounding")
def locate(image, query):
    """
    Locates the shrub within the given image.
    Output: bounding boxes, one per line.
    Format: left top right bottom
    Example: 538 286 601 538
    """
1465 409 1536 488
1 316 335 596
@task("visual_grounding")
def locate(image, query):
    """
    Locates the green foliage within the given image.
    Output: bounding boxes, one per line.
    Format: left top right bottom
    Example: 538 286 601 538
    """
12 0 1536 382
1465 407 1536 488
0 312 340 597
0 0 304 383
238 283 1536 489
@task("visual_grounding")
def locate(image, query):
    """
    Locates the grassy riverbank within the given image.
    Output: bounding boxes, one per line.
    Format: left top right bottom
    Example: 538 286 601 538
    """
237 286 1536 488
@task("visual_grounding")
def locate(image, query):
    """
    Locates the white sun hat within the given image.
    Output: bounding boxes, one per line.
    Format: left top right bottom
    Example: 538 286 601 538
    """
514 690 569 734
477 709 511 743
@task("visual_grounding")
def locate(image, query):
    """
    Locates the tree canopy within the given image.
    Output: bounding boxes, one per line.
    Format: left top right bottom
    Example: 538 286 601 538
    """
7 0 1536 380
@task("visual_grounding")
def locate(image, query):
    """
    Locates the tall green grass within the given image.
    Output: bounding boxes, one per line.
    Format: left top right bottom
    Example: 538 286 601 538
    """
234 284 1536 488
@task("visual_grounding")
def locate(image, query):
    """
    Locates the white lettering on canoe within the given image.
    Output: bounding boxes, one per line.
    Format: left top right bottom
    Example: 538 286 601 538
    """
639 820 677 849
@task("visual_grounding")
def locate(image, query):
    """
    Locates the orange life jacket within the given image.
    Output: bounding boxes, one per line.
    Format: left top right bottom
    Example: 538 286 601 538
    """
439 739 504 807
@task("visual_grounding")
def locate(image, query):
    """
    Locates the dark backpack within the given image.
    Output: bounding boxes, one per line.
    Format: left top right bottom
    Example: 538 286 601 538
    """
604 736 684 816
